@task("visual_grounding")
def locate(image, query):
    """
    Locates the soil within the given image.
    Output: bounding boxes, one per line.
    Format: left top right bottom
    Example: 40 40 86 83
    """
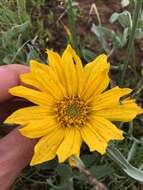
41 0 143 69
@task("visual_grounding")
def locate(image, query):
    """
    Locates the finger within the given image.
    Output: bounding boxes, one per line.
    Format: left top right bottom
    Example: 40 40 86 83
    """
0 64 29 103
0 128 37 189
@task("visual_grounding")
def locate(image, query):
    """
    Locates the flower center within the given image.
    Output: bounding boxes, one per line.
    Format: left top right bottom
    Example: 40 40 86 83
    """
66 104 80 118
56 97 89 127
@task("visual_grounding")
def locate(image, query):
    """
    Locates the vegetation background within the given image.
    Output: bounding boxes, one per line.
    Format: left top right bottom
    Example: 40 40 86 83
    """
0 0 143 189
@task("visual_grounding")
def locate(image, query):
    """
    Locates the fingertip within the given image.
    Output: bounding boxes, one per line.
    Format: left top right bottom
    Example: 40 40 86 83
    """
6 64 29 75
0 64 29 102
0 69 18 102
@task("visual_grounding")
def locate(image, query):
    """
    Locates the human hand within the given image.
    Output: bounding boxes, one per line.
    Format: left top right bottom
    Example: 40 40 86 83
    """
0 64 36 190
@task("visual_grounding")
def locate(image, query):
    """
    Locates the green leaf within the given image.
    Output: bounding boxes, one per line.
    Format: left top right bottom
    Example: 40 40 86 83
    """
56 164 73 180
138 19 143 28
120 28 128 46
3 54 13 64
16 0 27 12
0 6 18 24
16 0 30 22
109 13 119 23
118 11 132 28
26 43 40 62
54 164 74 190
35 159 58 170
121 0 130 7
82 49 97 62
107 145 143 182
112 34 122 48
91 24 112 53
91 24 128 49
81 153 97 167
110 11 132 28
2 21 30 48
37 163 74 190
89 164 113 179
134 28 143 39
127 141 138 162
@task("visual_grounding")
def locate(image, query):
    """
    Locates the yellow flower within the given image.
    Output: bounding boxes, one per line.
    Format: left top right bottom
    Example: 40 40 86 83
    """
5 45 143 166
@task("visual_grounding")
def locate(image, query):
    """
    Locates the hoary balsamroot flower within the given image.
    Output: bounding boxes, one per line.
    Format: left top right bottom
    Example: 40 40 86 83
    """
5 45 143 166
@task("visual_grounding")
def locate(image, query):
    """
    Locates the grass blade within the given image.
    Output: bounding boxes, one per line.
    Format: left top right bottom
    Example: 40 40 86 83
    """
120 0 142 86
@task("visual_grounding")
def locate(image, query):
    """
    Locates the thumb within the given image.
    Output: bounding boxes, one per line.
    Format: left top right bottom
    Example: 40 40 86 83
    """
0 64 29 103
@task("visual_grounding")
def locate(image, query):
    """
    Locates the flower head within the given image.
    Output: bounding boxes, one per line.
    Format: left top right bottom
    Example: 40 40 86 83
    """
5 45 143 166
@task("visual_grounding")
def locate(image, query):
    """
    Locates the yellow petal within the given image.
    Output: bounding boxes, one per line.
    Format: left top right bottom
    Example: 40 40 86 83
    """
30 127 65 166
32 64 65 99
30 59 65 88
22 72 64 100
4 106 53 125
35 73 64 100
81 123 107 154
21 61 50 92
138 107 143 114
30 60 50 73
30 60 57 85
65 44 85 96
91 86 132 110
89 116 124 141
19 117 57 138
21 61 54 92
21 73 43 90
81 54 110 102
28 60 66 99
84 54 109 83
76 61 85 96
56 127 82 162
95 99 143 122
81 68 109 103
9 86 54 106
46 49 65 85
46 49 61 66
61 45 78 97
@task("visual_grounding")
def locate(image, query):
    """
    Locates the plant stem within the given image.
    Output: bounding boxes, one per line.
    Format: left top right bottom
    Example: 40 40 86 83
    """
78 166 109 190
131 41 138 81
127 140 137 162
66 0 78 51
120 0 142 86
71 156 109 190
